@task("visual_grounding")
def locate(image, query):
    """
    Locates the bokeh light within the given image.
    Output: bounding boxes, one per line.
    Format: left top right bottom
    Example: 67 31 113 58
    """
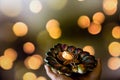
46 19 62 39
45 0 68 10
88 22 102 35
0 0 22 17
36 76 47 80
103 0 118 15
0 56 13 70
12 22 28 37
23 72 37 80
108 57 120 70
112 26 120 39
83 45 95 55
77 15 90 29
4 48 17 62
24 54 43 70
23 42 35 54
108 41 120 57
93 12 105 24
29 0 42 13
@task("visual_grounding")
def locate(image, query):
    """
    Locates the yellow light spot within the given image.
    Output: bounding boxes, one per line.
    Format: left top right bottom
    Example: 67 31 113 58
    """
23 42 35 54
78 15 90 29
93 12 105 24
12 22 28 37
24 54 43 70
36 76 47 80
108 42 120 57
23 72 37 80
112 26 120 39
0 0 22 17
0 56 13 70
88 22 102 35
108 57 120 70
103 0 118 15
83 45 95 55
4 48 17 62
29 0 42 13
46 19 62 39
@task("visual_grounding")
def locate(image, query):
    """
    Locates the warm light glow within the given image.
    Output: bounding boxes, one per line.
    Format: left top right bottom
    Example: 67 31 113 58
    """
24 54 43 70
12 22 28 37
0 56 13 70
0 0 22 17
78 15 90 29
4 48 17 62
108 57 120 70
108 42 120 57
62 51 73 60
83 45 95 55
103 0 118 15
36 76 47 80
29 0 42 13
45 0 68 10
46 19 62 39
23 72 37 80
23 42 35 54
93 12 105 24
112 26 120 39
88 22 102 35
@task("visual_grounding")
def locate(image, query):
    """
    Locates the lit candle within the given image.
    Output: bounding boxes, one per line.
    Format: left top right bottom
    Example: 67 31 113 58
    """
62 51 73 60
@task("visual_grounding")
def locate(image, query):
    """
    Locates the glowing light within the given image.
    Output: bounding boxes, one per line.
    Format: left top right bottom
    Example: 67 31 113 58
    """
88 22 102 35
36 76 47 80
4 48 17 62
45 0 68 10
29 0 42 13
23 72 37 80
24 54 43 70
108 57 120 70
103 0 118 15
0 0 22 17
62 51 73 60
83 45 95 55
0 56 13 70
23 42 35 54
46 19 62 39
112 26 120 39
108 42 120 57
12 22 28 37
78 15 90 29
93 12 105 24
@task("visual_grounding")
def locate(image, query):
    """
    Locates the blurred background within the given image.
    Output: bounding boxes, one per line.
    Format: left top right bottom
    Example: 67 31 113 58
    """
0 0 120 80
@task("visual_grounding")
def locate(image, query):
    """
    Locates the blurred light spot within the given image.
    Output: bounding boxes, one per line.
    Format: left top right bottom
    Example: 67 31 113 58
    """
108 42 120 57
29 0 42 13
83 45 95 55
36 76 47 80
88 22 102 35
12 22 28 37
23 42 35 54
4 48 17 62
24 54 43 70
46 19 62 39
45 0 68 10
0 56 13 70
78 0 85 1
103 0 118 15
93 12 105 24
78 15 90 29
23 72 37 80
112 26 120 39
108 57 120 70
0 0 22 17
